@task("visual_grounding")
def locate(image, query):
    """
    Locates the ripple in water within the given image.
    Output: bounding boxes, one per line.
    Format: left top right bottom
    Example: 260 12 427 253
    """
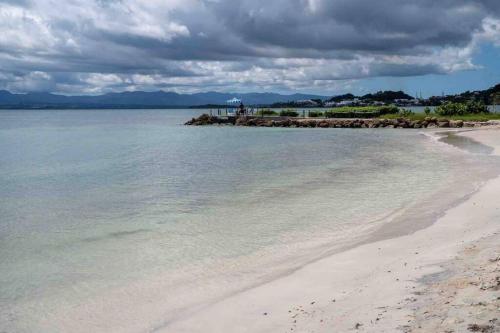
1 109 499 332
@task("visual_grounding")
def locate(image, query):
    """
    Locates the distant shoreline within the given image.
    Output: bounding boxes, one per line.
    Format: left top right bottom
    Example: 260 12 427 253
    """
0 83 497 110
0 105 443 110
1 104 496 111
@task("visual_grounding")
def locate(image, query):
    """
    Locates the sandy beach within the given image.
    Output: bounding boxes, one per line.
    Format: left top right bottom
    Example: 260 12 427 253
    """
1 2 498 332
163 128 500 333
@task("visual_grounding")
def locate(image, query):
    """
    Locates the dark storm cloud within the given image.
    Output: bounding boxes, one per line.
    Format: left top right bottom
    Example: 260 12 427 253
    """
0 0 498 93
370 63 447 77
213 0 489 53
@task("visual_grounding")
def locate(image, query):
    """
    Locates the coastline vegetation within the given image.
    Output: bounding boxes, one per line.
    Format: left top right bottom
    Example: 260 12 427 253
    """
435 101 488 116
256 109 278 116
280 110 299 117
308 111 324 117
251 101 499 121
381 101 500 121
323 105 399 118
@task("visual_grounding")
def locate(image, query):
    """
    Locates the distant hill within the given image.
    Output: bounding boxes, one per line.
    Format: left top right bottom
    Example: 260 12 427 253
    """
327 91 413 103
361 91 414 102
325 85 499 105
327 93 356 103
0 90 327 109
429 84 500 105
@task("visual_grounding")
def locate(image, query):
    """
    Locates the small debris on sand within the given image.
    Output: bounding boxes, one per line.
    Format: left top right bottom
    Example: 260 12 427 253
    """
467 323 494 332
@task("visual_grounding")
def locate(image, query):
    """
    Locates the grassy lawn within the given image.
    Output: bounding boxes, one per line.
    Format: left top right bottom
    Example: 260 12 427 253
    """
322 105 398 118
328 106 383 113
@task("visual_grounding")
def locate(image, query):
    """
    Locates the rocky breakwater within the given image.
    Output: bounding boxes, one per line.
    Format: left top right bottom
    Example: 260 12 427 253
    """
239 117 467 129
185 114 233 126
186 114 500 129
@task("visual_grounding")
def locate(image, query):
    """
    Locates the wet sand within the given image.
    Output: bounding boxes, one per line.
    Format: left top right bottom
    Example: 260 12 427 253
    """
162 128 500 333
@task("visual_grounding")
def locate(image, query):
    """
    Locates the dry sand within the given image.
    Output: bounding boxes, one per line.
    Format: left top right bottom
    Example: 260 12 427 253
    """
161 129 500 333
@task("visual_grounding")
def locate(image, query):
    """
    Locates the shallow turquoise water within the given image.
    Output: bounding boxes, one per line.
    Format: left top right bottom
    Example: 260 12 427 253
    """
0 109 497 332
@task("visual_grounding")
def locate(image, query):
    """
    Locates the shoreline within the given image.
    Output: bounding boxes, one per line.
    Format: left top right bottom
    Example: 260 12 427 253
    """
161 128 500 333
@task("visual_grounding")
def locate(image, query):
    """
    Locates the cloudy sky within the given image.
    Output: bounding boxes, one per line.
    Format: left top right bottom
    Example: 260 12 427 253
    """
0 0 499 96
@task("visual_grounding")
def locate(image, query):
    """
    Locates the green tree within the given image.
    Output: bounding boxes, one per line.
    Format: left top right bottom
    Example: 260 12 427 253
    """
465 100 488 114
435 102 467 116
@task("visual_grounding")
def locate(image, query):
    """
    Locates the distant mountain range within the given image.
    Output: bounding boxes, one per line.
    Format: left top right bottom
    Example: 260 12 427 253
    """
0 90 327 109
0 84 497 109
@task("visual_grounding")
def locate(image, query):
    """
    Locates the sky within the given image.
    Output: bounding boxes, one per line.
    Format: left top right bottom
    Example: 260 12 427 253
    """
0 0 499 97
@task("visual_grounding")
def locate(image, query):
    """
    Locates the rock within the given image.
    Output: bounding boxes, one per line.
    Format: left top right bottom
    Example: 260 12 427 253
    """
449 120 464 128
390 119 399 126
246 119 258 126
399 121 409 128
437 121 450 128
185 113 218 126
235 117 247 126
410 120 423 128
185 118 196 125
296 120 307 127
306 120 317 128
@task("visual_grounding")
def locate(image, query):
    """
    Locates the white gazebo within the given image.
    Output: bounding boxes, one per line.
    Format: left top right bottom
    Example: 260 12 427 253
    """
226 97 241 105
225 97 246 116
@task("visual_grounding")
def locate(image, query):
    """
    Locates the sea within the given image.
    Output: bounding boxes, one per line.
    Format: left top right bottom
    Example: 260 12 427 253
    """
1 109 499 332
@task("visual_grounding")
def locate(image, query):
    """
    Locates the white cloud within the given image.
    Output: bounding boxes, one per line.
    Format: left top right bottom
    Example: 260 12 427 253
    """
477 17 500 46
0 4 57 51
0 0 498 94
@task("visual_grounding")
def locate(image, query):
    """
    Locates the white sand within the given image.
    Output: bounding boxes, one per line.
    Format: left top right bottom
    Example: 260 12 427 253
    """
162 129 500 333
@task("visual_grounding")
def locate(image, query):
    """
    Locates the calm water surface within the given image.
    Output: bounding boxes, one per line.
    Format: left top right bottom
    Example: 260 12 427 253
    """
0 109 498 332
